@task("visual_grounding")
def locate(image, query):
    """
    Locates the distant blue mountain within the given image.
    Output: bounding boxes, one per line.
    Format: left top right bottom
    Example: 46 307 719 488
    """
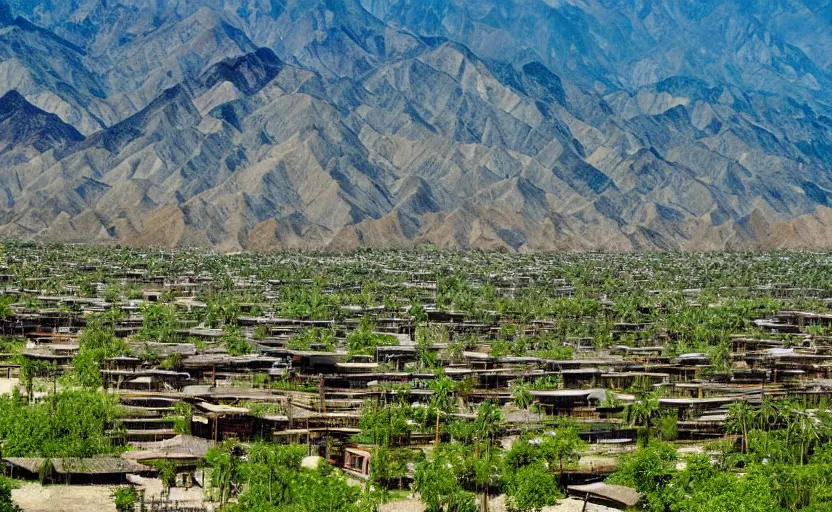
0 0 830 251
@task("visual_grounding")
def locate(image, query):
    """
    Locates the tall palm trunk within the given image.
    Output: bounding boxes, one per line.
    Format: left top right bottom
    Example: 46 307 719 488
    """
482 442 491 512
743 422 749 454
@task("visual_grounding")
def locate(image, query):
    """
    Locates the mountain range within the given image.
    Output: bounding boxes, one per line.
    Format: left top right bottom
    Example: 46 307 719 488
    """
1 0 832 251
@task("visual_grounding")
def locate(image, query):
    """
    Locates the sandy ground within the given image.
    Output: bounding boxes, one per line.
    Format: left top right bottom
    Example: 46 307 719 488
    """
12 484 116 512
490 495 619 512
381 498 425 512
169 486 204 503
543 498 620 511
0 378 18 395
577 455 619 473
127 475 205 504
128 475 165 500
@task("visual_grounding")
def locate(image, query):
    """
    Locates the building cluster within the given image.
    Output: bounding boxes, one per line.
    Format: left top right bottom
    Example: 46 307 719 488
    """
1 248 832 510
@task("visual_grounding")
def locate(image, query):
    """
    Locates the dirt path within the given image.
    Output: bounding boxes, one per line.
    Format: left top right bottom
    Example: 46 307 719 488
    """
12 483 116 512
381 498 425 512
543 498 620 511
127 475 206 505
0 378 18 395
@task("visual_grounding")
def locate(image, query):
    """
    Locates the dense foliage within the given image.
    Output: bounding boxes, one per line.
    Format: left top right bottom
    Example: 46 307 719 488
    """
412 416 583 512
610 398 832 511
206 443 376 512
112 487 138 512
0 476 19 512
0 390 122 458
71 314 128 388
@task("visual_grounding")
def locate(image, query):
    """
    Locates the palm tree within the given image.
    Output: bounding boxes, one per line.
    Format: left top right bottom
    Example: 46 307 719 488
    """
475 400 503 453
791 410 820 466
206 445 238 506
455 377 474 411
428 374 456 446
0 299 12 336
475 401 503 512
545 422 586 488
726 401 756 454
779 400 799 452
511 381 533 411
756 396 780 432
625 391 660 447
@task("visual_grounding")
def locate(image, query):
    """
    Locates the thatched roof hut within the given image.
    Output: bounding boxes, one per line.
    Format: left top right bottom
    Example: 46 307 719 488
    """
3 457 154 484
125 435 214 462
567 482 640 510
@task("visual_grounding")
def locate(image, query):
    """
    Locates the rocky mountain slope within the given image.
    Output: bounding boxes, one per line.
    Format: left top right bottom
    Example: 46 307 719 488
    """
0 0 831 251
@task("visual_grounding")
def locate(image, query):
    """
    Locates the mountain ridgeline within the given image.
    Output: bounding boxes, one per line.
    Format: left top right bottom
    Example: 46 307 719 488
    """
0 0 831 251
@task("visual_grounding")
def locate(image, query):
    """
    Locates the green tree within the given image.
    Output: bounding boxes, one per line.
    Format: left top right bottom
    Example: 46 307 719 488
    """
348 317 397 357
253 325 268 341
234 443 303 509
705 342 732 377
506 463 560 512
414 453 477 512
0 476 19 512
429 374 457 446
111 487 138 512
138 303 179 342
726 401 756 454
222 326 253 356
474 401 503 512
0 299 14 323
205 443 240 506
792 410 820 466
411 302 428 324
658 411 678 442
205 294 240 328
475 401 503 455
511 381 533 410
72 315 128 389
152 460 177 493
287 328 336 352
608 442 676 510
224 443 368 512
541 423 587 486
371 447 419 492
14 357 55 403
626 391 660 447
359 400 413 447
0 390 122 457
